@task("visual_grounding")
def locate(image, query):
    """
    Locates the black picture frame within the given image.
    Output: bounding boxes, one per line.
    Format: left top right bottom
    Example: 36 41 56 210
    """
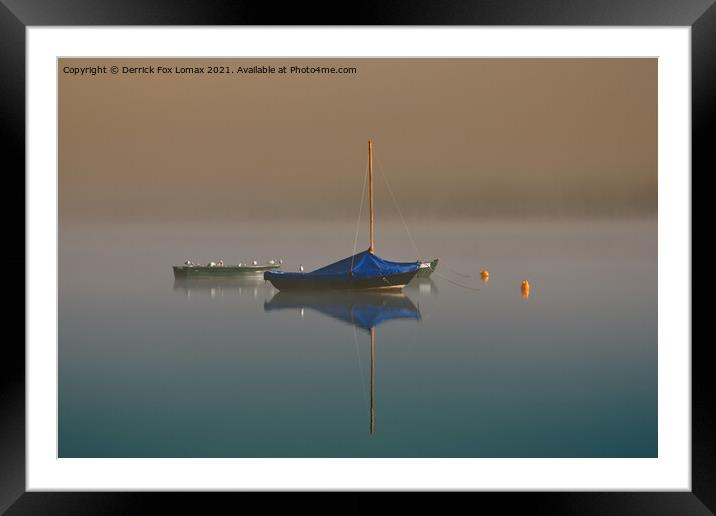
2 1 710 514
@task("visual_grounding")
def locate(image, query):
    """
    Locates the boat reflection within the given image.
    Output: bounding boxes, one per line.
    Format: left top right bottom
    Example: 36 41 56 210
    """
264 291 421 330
264 291 421 434
173 276 275 299
405 277 439 298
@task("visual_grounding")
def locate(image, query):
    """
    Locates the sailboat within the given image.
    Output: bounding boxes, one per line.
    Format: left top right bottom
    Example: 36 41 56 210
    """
264 290 421 433
264 141 421 291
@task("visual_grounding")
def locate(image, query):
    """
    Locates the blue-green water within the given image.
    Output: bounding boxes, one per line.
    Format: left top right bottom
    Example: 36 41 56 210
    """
58 219 657 457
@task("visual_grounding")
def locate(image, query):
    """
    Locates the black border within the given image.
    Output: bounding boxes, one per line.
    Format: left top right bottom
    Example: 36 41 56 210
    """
2 1 711 514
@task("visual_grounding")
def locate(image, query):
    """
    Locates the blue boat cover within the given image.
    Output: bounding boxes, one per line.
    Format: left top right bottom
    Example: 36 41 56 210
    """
265 250 419 280
264 292 420 330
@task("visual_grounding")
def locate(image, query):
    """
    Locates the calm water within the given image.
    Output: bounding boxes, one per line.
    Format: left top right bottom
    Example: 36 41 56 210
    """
59 219 657 457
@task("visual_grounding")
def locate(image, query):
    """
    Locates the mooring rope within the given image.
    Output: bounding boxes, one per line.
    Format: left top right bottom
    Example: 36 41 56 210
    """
432 270 481 291
445 266 472 278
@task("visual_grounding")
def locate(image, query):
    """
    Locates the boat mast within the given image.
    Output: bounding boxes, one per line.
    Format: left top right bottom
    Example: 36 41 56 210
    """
368 140 375 254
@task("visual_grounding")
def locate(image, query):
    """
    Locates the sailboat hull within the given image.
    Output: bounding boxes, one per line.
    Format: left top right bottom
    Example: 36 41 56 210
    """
416 258 439 278
264 270 418 292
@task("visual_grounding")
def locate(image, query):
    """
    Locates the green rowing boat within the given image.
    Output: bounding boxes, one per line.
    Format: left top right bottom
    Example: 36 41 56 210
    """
173 262 280 278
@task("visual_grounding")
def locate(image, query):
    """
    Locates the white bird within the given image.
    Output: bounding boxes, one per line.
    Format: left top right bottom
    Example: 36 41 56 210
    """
299 264 304 272
268 259 276 265
278 259 283 264
252 260 258 265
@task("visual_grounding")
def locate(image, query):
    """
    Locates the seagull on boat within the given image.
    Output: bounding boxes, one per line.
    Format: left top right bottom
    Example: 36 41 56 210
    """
252 260 258 265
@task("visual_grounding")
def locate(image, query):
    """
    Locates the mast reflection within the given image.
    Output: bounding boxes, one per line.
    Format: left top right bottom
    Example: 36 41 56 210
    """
264 291 421 434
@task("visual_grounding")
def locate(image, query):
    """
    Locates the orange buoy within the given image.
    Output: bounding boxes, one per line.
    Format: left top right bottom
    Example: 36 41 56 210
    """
521 280 530 299
480 269 490 282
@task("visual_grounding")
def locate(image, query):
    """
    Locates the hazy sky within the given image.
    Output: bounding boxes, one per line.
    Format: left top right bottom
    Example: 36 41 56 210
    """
59 58 656 222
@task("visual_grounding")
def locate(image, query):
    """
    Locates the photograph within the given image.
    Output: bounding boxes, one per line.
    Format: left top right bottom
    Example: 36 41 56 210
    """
0 0 707 507
57 57 658 459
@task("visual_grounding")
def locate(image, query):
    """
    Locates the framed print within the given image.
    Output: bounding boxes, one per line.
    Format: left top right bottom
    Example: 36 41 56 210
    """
2 0 711 514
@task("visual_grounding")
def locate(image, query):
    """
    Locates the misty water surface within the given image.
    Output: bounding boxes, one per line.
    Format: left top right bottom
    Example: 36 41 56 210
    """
58 218 657 457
